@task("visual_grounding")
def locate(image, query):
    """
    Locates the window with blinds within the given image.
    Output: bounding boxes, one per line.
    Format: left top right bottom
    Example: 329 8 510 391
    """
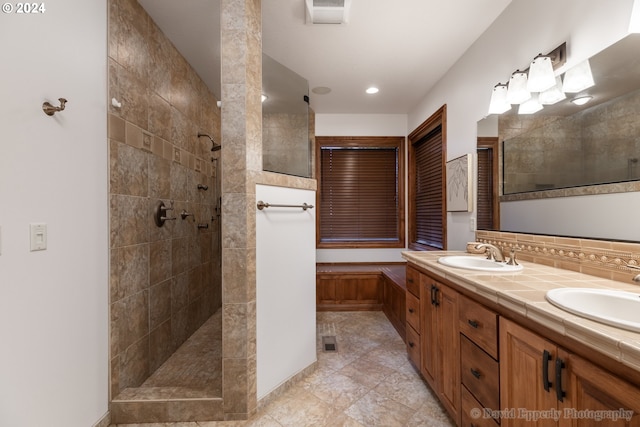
477 147 494 230
413 127 444 249
317 137 404 248
408 105 446 251
477 137 500 230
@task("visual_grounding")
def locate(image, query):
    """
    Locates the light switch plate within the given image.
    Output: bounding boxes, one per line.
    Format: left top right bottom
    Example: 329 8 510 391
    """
30 223 47 251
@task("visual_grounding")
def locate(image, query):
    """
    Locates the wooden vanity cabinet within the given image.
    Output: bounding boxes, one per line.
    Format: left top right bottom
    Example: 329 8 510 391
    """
500 318 640 427
405 266 421 370
459 295 500 426
420 272 460 424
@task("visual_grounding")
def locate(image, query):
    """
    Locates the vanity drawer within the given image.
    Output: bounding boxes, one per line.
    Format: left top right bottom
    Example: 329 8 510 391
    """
406 292 421 332
459 295 498 359
461 386 499 427
406 324 420 368
460 335 499 411
406 266 420 297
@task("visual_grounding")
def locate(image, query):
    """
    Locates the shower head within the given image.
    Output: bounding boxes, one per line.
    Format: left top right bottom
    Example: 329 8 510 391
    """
197 132 222 152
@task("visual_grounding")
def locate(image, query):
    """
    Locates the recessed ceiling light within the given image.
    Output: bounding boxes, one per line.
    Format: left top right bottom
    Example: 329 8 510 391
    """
571 95 592 106
366 87 379 94
312 86 332 95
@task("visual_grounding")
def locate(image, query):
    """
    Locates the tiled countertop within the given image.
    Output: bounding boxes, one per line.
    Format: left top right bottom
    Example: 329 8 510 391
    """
402 250 640 374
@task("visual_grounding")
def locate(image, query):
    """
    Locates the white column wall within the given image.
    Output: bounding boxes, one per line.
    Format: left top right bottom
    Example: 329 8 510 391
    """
256 184 317 399
0 1 109 427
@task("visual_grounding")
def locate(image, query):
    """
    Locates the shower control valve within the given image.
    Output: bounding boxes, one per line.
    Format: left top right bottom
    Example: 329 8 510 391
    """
154 200 177 227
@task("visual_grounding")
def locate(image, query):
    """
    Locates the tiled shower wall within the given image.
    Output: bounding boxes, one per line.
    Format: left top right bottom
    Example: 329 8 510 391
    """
108 0 222 398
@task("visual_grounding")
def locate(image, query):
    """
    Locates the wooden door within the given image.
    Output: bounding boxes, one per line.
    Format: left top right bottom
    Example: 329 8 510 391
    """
500 318 558 427
559 349 640 427
420 275 438 390
438 283 460 424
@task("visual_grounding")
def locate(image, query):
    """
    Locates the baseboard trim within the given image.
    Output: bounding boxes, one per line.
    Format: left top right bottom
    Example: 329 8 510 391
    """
257 361 318 412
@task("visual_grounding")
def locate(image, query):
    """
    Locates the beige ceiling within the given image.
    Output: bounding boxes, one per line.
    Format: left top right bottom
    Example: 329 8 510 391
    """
139 0 513 115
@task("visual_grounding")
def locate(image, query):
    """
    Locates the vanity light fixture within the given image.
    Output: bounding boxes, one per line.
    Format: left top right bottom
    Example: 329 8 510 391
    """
571 95 593 106
527 54 556 92
518 93 544 114
366 86 379 94
562 60 595 93
506 70 531 104
538 76 566 105
487 42 567 115
487 83 511 115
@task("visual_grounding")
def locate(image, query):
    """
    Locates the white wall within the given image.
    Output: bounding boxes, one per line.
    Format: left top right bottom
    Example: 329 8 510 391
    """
315 114 408 263
0 2 109 427
256 185 317 399
408 0 636 248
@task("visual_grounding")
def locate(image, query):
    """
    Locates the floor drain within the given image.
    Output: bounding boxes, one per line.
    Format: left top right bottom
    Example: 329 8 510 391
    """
322 335 337 352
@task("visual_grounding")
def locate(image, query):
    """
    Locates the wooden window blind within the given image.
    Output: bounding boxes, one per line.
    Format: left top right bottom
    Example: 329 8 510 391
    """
317 137 404 248
477 147 494 230
413 127 444 249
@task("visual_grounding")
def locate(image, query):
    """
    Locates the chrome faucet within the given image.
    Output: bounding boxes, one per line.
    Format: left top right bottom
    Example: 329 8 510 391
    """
474 243 505 262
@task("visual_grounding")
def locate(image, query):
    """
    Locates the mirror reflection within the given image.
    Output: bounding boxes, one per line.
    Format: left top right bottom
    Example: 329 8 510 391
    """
477 33 640 238
503 87 640 194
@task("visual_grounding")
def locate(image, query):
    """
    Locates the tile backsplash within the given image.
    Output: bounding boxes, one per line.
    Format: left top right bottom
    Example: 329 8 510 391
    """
476 230 640 284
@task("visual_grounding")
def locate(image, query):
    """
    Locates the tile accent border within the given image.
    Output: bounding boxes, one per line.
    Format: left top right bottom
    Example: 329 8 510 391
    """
501 180 640 202
476 230 640 283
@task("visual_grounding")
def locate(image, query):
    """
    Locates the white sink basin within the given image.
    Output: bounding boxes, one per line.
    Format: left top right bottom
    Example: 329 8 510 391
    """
546 288 640 333
437 255 523 272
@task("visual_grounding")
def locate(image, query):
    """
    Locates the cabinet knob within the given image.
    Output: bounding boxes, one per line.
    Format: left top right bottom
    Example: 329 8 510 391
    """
408 278 414 283
467 319 479 329
408 308 414 314
470 368 482 379
409 341 415 348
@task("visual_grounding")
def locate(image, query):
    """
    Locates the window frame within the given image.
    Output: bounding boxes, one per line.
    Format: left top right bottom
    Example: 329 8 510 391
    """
408 105 447 251
315 136 405 249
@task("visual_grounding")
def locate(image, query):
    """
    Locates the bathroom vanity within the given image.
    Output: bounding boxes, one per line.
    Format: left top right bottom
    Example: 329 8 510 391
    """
402 250 640 427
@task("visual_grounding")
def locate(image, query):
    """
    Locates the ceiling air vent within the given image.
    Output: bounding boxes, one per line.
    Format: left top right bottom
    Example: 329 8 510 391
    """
305 0 351 24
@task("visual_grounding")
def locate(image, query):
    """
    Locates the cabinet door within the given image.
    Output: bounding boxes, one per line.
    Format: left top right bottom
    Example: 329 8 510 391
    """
559 349 640 427
340 275 381 305
316 276 338 305
420 276 438 391
500 318 558 427
437 283 460 424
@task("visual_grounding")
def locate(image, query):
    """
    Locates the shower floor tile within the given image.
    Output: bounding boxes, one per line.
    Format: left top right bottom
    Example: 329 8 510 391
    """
117 309 222 401
111 311 454 426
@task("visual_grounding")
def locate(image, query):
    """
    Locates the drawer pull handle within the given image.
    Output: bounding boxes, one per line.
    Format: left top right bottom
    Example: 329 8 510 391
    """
555 357 566 402
542 350 553 392
467 319 479 329
408 278 414 283
409 308 415 314
431 285 440 306
408 341 415 348
470 368 482 379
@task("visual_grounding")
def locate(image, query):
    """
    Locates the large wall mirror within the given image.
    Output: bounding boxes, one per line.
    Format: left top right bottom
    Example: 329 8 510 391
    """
477 33 640 241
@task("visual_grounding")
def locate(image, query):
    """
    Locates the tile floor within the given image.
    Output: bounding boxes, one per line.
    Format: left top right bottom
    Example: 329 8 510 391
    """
110 311 454 427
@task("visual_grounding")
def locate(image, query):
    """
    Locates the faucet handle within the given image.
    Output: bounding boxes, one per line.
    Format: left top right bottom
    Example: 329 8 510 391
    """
507 245 521 266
